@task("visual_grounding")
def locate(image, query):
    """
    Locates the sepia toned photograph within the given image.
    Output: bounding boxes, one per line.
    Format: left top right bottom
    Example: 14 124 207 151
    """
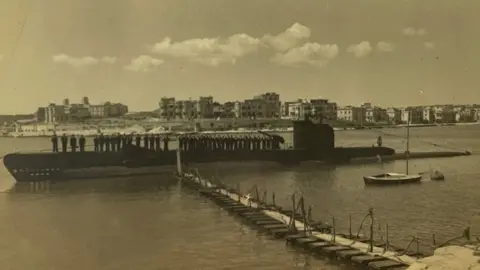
0 0 479 269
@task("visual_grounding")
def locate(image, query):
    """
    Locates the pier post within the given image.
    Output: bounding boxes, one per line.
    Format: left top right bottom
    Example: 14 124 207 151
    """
385 224 389 252
349 215 352 238
369 208 374 253
415 236 420 258
332 216 336 243
236 183 241 202
432 233 436 246
176 148 182 175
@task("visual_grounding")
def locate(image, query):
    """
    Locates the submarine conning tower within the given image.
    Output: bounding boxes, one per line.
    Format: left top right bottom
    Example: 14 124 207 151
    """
292 114 334 153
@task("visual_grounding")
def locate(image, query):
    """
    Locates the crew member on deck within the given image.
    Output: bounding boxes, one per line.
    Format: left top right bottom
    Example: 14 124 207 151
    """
121 134 127 149
61 134 68 152
105 135 110 152
115 134 121 151
135 134 141 146
143 134 149 149
79 135 86 152
163 136 170 151
51 133 59 152
179 136 185 151
99 134 105 152
149 134 155 150
70 135 77 152
111 135 117 152
377 136 383 147
93 135 99 152
154 134 160 151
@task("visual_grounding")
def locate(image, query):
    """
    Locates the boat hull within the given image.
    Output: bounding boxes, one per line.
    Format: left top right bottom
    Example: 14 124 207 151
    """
363 174 422 186
2 146 395 182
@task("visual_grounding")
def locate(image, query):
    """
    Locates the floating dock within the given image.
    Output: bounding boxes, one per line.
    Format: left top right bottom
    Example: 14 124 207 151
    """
178 171 421 270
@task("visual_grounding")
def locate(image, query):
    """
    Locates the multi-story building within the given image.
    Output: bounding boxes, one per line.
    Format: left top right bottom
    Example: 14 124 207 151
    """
176 100 197 119
421 107 435 123
196 96 214 118
336 106 364 124
233 99 266 118
441 105 456 123
457 105 476 122
401 107 423 124
89 105 108 117
158 96 214 120
88 102 128 118
361 103 387 123
287 100 311 120
40 97 128 123
253 92 281 118
310 99 337 120
281 100 300 118
386 107 402 124
44 103 68 123
158 97 176 119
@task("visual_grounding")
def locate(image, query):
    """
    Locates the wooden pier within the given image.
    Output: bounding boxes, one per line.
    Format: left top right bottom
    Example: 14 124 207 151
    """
178 171 421 270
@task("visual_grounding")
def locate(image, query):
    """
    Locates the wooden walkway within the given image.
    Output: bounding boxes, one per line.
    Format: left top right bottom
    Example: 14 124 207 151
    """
179 172 419 270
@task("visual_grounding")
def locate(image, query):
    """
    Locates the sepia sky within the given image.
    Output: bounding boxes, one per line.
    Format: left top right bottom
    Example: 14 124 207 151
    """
0 0 479 114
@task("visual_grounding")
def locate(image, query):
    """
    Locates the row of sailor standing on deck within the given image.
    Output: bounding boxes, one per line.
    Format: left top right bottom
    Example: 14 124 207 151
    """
130 134 171 151
93 133 135 152
51 133 87 152
178 134 282 152
51 133 171 153
92 133 171 152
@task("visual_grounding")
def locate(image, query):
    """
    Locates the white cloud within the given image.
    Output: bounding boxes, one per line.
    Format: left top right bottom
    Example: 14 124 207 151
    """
271 42 339 67
124 55 164 72
347 41 372 58
377 41 395 52
52 54 117 67
148 22 312 66
402 27 427 36
261 23 311 52
151 33 261 67
424 42 435 50
101 56 117 64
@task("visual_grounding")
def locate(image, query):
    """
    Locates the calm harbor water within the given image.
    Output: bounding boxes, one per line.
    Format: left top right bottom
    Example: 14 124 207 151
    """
0 125 479 270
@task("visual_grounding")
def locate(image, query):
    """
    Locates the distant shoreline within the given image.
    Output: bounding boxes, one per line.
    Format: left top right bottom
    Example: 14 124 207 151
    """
1 121 479 138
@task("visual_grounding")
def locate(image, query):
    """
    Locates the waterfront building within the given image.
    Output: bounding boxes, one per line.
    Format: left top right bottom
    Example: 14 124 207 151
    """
421 107 435 123
386 107 402 124
158 96 215 120
362 103 388 124
336 106 364 124
233 99 267 118
196 96 214 118
40 97 128 123
287 100 311 120
310 99 337 120
457 105 476 122
281 100 299 118
253 92 281 118
401 107 423 124
158 97 176 120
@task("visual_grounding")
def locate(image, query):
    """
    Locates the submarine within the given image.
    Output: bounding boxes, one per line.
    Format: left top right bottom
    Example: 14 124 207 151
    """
2 117 395 182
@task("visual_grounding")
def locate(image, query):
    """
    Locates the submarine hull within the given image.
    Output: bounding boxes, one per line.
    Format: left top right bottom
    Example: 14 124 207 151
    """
2 146 395 182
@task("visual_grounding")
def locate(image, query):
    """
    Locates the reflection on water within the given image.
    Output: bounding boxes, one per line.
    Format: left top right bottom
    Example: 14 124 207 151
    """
1 126 480 269
197 155 480 255
7 174 179 195
0 174 350 270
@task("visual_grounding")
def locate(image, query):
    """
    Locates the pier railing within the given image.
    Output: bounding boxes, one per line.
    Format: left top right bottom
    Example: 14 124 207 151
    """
191 170 476 259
